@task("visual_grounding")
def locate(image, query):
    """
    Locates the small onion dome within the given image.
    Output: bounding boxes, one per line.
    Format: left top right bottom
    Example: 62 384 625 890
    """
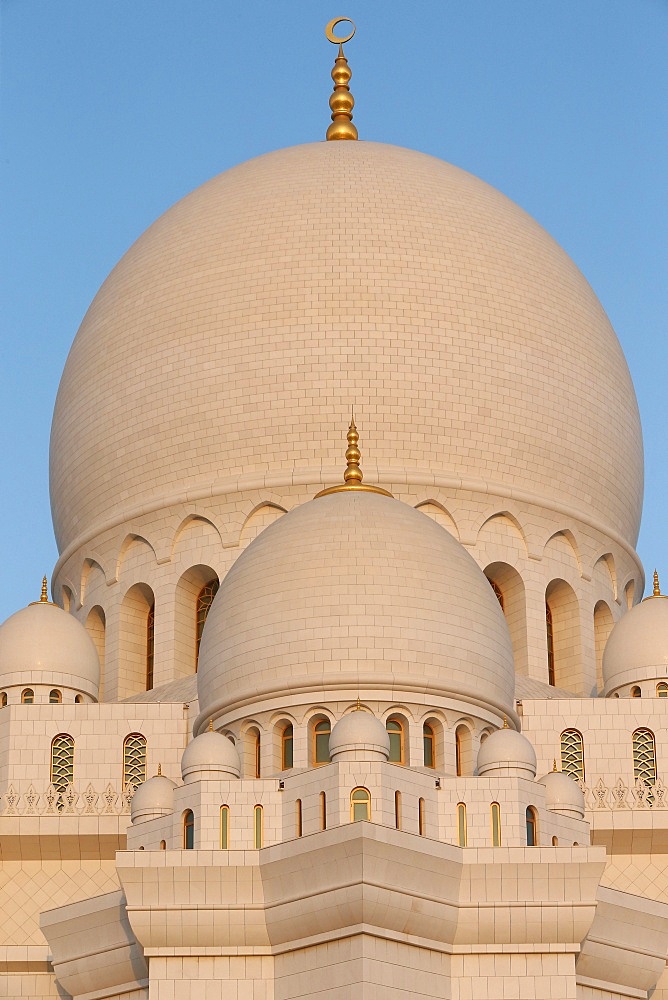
130 772 177 825
181 729 241 782
602 587 668 696
540 769 585 819
0 597 99 700
329 711 390 762
477 726 537 779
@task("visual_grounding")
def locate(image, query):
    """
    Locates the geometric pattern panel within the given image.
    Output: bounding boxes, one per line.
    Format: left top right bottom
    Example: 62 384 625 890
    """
123 733 147 790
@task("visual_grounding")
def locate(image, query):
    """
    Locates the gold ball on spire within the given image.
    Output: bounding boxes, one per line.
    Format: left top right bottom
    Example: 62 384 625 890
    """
325 21 358 141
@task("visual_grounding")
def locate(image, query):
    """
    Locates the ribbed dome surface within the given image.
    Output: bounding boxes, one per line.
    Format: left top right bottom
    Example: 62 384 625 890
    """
195 491 516 733
50 141 642 557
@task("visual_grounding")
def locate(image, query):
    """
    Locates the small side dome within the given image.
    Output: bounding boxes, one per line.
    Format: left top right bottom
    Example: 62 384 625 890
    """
603 578 668 696
0 587 100 701
540 769 585 819
130 772 177 824
329 711 390 762
477 726 537 779
181 729 241 782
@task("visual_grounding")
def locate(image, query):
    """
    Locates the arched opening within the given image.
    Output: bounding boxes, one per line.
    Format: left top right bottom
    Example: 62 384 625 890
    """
0 692 6 708
160 840 166 850
631 686 641 698
456 803 467 847
658 683 668 698
552 836 559 846
418 798 426 836
281 723 294 770
386 717 406 764
296 799 303 837
312 718 331 766
625 580 635 609
74 694 84 704
85 606 106 699
254 805 263 848
123 733 147 790
51 734 75 794
49 689 62 704
594 601 614 693
485 563 528 676
320 791 327 831
351 787 371 822
220 805 230 849
455 724 473 776
119 583 155 698
423 722 435 768
394 790 402 830
61 585 73 612
174 566 220 679
21 688 34 705
633 728 657 789
491 802 502 846
560 729 585 782
183 810 194 849
244 727 261 778
545 580 581 692
526 806 538 846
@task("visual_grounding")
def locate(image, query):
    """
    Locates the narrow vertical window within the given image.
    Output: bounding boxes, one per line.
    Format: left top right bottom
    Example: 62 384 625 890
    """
146 602 155 691
220 805 230 849
386 718 404 763
255 731 261 778
455 725 471 776
195 579 219 671
394 790 402 830
1 692 7 707
160 840 166 850
21 688 34 705
281 723 294 770
423 723 435 768
183 809 194 849
51 734 75 793
457 802 467 847
560 729 585 782
658 683 668 698
546 603 555 686
296 799 303 837
418 797 426 836
123 733 147 790
49 689 62 704
314 720 331 764
491 802 501 846
320 791 327 831
254 805 263 848
351 787 371 822
552 836 559 846
526 806 538 846
633 728 657 788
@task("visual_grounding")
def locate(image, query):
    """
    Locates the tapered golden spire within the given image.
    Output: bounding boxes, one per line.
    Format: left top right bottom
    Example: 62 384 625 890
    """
40 576 48 603
315 417 392 498
325 18 358 140
654 569 661 597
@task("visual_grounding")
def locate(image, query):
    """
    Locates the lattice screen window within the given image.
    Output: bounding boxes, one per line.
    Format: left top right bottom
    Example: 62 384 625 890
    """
123 733 147 789
196 580 219 668
51 734 74 792
633 728 657 786
560 729 585 782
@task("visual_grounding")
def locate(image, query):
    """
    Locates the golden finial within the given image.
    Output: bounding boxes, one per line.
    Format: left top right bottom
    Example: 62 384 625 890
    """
503 716 509 729
157 763 162 776
355 696 362 711
654 570 661 597
40 576 48 602
315 417 393 498
208 718 214 732
553 758 558 772
325 18 358 140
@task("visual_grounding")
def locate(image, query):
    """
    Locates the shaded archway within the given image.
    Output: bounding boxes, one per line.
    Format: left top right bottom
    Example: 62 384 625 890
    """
593 600 614 694
119 583 155 699
174 565 220 678
545 579 581 692
484 562 528 676
85 606 106 701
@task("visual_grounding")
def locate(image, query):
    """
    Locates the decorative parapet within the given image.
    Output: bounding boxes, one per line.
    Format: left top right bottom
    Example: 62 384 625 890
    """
583 777 668 810
0 782 134 816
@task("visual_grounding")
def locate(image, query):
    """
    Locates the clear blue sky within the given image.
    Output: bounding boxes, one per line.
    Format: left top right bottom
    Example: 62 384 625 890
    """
1 1 666 622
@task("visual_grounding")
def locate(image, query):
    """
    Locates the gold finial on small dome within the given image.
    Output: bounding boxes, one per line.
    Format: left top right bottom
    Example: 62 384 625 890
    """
654 569 661 597
325 18 358 140
157 763 162 776
40 576 48 603
315 416 393 498
208 718 214 732
503 716 509 729
553 758 558 772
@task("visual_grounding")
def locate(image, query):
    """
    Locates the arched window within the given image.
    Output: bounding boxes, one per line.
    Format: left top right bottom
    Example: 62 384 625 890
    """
631 686 641 698
423 723 435 768
255 731 261 778
51 734 75 793
281 723 294 770
296 799 303 837
457 802 467 847
254 805 263 848
123 733 147 790
351 787 371 822
313 719 331 765
0 692 6 707
491 802 502 846
394 790 402 830
183 810 194 849
75 694 84 704
546 603 555 686
455 724 472 776
160 840 166 850
146 602 155 691
386 718 405 764
195 580 219 670
552 836 559 846
418 797 426 836
560 729 585 782
220 805 230 849
49 689 62 705
526 806 538 846
658 683 668 698
633 728 657 788
489 579 505 611
21 688 34 705
320 791 327 831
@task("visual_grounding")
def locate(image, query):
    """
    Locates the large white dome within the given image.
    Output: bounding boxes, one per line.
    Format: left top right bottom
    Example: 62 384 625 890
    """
194 489 516 733
50 141 642 559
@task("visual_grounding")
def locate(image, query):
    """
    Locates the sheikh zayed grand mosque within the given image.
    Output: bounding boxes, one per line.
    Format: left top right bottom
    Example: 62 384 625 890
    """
1 19 668 1000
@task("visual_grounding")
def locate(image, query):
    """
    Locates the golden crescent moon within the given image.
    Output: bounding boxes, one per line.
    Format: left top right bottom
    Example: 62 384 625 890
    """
325 17 356 45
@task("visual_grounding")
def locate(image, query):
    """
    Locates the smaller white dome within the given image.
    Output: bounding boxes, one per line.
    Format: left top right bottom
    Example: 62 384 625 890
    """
603 593 668 696
477 727 537 779
130 773 177 824
540 769 585 818
329 711 390 762
181 730 241 782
